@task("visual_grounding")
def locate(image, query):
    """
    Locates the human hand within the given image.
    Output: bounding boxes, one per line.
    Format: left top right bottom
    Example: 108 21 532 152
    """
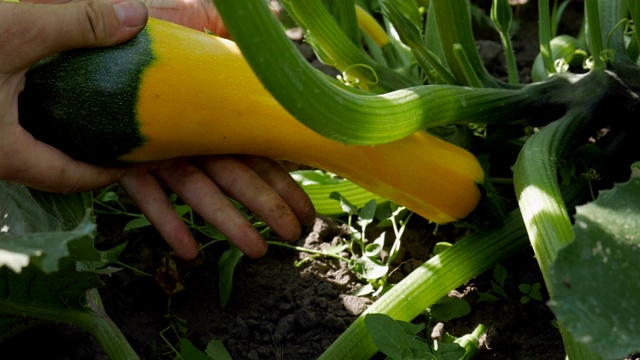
120 156 315 260
0 0 147 192
2 0 313 261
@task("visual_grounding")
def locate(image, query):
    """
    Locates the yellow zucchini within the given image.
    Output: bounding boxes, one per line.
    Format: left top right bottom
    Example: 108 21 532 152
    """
19 18 484 223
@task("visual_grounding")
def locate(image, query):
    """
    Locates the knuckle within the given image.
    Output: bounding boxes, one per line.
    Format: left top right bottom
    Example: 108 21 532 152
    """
80 1 109 44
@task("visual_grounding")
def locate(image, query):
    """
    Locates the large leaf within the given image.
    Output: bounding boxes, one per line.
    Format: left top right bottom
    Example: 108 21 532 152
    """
0 256 103 309
0 182 102 273
0 182 137 358
548 169 640 359
0 182 60 234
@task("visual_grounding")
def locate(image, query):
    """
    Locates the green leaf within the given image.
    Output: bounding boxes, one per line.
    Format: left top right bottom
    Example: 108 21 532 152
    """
428 296 471 322
218 246 244 308
0 182 112 273
0 215 98 274
0 257 103 309
78 242 127 274
123 217 151 231
364 314 415 360
176 338 214 360
364 232 386 257
295 171 385 216
375 202 409 228
379 0 423 48
0 183 136 358
0 182 60 234
518 283 531 293
492 264 508 286
357 199 378 229
205 339 232 360
433 341 464 360
174 204 192 218
329 191 360 215
548 172 640 359
28 188 91 231
476 292 500 303
348 256 388 280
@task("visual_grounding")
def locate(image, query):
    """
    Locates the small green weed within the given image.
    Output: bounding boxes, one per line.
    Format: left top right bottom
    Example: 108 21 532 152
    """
326 192 414 296
518 282 543 304
476 264 510 304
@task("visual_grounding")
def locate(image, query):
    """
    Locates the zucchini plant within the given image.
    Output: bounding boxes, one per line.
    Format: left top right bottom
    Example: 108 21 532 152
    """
211 0 640 358
1 0 639 359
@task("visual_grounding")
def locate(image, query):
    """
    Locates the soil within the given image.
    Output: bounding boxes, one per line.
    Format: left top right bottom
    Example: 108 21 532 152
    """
1 2 597 360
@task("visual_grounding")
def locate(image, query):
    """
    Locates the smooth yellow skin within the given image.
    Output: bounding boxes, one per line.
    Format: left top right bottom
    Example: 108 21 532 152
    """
123 19 483 223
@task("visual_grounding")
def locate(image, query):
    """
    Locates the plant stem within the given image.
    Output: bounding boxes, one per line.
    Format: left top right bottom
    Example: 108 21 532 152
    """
430 0 496 86
282 0 416 92
266 240 349 262
214 0 561 145
0 292 138 359
490 0 519 84
513 110 601 359
412 47 458 85
585 0 605 69
629 1 640 57
325 0 361 47
538 0 556 76
452 43 484 87
498 31 519 85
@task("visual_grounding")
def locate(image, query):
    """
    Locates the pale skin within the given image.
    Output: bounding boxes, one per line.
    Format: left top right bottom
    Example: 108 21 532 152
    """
0 0 315 260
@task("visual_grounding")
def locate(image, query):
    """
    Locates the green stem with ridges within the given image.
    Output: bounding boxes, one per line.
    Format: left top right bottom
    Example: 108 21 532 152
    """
585 0 605 69
538 0 556 76
282 0 416 92
378 0 457 84
0 290 138 360
452 43 483 88
513 110 601 359
423 0 448 82
431 0 496 87
498 30 519 85
412 47 458 85
491 0 519 85
598 0 629 64
319 210 529 359
215 0 562 146
324 0 361 48
629 1 640 59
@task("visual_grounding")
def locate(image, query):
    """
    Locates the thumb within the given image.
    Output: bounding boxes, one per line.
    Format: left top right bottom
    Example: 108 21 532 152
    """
0 0 148 74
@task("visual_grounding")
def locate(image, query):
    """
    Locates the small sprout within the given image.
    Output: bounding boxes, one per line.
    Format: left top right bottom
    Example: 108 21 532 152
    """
519 282 543 304
477 264 510 304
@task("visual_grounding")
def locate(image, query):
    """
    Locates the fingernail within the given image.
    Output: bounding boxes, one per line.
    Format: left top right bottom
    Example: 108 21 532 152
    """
113 0 148 28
